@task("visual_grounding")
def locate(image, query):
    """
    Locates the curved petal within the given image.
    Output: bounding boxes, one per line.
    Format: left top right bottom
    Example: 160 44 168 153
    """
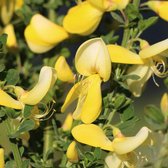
107 44 144 64
75 38 111 81
55 56 74 83
3 24 18 50
147 1 168 21
126 65 153 97
62 113 73 131
160 93 168 117
30 14 69 44
0 148 4 168
112 127 150 154
81 75 102 124
61 82 82 112
20 66 56 105
139 38 168 58
24 25 55 53
66 141 79 163
63 1 103 36
72 124 114 151
0 89 23 109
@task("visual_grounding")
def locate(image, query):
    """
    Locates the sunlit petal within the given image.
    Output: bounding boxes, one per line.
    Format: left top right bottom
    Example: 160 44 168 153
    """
24 25 55 53
139 38 168 58
0 148 4 168
62 113 73 131
72 124 114 151
112 127 150 155
126 65 153 97
55 56 74 83
3 24 18 50
63 1 103 36
30 14 69 44
66 141 79 163
107 44 144 64
20 66 56 105
75 38 111 81
0 89 23 109
81 75 102 124
147 1 168 21
15 0 24 10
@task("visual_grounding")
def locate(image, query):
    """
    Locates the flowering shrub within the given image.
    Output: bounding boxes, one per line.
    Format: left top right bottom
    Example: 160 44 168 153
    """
0 0 168 167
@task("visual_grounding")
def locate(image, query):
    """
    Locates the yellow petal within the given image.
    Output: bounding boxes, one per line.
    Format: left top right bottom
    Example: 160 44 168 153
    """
66 141 79 163
1 0 14 25
20 66 56 105
63 1 103 36
126 65 153 97
112 127 150 155
55 56 74 83
75 38 111 81
0 89 23 109
61 81 82 112
139 38 168 59
24 25 55 53
147 1 168 21
0 148 5 168
113 0 130 10
107 44 144 64
72 124 114 151
81 75 102 124
62 113 73 131
3 24 18 50
160 93 168 117
30 14 69 44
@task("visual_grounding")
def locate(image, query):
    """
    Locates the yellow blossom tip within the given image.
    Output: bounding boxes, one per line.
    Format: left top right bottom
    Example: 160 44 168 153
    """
62 113 73 131
66 141 79 163
160 93 168 117
55 56 74 83
0 148 5 168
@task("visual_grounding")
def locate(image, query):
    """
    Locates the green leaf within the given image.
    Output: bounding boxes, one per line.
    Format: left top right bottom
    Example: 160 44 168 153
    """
114 94 126 109
0 64 5 72
138 17 158 32
145 105 164 124
110 12 124 24
18 119 35 133
93 148 101 160
5 69 20 85
121 104 134 121
5 160 16 168
5 107 21 119
0 34 7 47
23 105 33 118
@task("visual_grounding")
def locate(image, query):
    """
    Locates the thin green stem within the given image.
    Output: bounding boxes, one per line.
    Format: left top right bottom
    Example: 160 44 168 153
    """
5 118 22 168
48 0 56 22
133 0 141 8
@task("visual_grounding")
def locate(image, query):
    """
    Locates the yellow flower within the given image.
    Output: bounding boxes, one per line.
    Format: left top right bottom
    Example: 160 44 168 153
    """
0 66 57 109
63 0 129 35
66 141 79 163
61 74 102 124
0 148 4 168
107 38 168 97
55 56 74 83
24 14 69 53
72 124 150 154
62 113 73 131
3 24 18 51
147 1 168 21
63 1 103 36
75 38 111 82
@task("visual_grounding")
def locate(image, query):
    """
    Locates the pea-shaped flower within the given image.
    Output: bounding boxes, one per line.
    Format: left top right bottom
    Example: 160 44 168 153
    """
61 38 111 124
0 148 4 168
